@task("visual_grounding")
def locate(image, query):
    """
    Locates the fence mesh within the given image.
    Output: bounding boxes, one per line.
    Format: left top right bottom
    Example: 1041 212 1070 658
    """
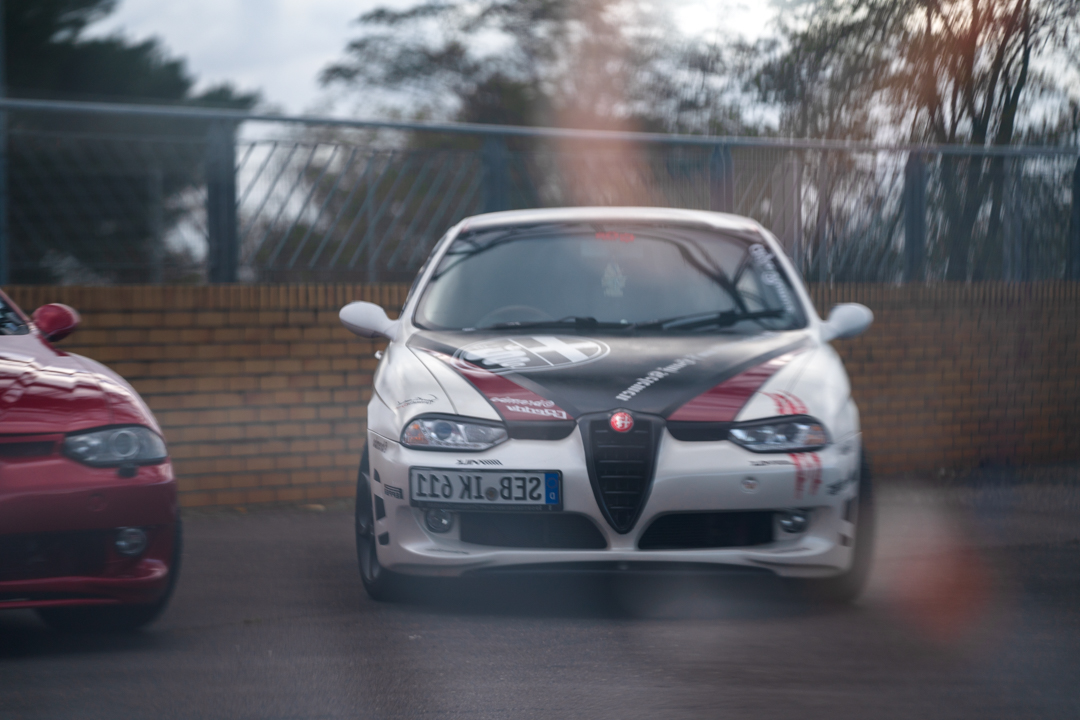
4 103 1078 285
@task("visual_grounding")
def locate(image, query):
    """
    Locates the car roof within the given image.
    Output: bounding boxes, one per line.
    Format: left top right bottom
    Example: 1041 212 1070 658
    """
458 207 767 238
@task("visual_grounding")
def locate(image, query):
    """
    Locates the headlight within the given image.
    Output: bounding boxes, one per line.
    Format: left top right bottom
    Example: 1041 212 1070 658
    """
62 426 168 467
729 417 829 453
401 416 508 451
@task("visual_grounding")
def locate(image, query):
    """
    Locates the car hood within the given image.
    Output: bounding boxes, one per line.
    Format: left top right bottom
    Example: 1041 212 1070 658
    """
0 335 157 435
407 329 813 420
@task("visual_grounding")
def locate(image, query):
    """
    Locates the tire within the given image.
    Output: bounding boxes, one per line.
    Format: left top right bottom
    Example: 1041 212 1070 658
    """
787 450 875 604
38 519 183 633
355 443 405 601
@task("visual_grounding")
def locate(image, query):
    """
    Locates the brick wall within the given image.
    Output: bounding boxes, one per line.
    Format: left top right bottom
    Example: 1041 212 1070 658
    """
6 285 399 507
813 283 1080 474
5 283 1078 506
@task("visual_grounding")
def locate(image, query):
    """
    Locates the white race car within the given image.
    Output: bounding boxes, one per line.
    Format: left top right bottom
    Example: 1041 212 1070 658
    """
341 207 875 602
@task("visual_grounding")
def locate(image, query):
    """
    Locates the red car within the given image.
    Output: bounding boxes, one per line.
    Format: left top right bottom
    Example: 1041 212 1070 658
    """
0 290 179 631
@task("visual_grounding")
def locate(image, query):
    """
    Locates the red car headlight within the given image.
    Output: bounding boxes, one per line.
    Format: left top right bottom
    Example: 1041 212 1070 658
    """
62 426 168 467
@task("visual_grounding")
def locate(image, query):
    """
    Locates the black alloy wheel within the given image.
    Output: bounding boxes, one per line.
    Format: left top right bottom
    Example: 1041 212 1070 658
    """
37 519 183 633
355 444 403 601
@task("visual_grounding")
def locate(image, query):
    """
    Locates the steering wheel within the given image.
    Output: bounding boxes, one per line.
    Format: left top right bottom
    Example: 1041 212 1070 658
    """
475 305 552 328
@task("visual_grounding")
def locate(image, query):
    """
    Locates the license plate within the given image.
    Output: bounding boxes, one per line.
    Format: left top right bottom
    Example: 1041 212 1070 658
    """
409 468 562 511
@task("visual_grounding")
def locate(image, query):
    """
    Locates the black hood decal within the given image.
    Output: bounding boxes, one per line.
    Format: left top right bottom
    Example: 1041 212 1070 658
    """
409 331 813 419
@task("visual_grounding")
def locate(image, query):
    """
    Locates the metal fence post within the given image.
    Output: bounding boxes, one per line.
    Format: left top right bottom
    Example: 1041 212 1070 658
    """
0 0 8 286
148 164 165 284
709 145 734 213
903 152 926 283
1003 158 1025 282
1071 157 1080 281
775 154 803 260
206 120 238 283
482 136 509 213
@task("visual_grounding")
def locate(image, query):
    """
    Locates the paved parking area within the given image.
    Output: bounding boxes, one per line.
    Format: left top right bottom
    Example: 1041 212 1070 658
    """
2 475 1080 719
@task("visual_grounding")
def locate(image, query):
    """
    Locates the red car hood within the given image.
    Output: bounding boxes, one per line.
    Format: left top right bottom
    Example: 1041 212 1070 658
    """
0 334 157 436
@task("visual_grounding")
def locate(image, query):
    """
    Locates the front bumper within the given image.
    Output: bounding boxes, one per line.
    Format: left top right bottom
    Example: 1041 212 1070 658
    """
0 457 178 610
367 427 863 579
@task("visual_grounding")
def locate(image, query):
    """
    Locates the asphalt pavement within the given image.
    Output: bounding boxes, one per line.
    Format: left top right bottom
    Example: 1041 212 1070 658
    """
3 471 1080 720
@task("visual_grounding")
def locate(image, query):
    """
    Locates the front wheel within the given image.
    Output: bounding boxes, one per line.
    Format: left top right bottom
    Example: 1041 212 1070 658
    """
356 444 404 601
38 520 183 633
787 450 875 604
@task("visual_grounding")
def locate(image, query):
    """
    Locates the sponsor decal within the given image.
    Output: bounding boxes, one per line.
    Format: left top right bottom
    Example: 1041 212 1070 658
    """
396 394 438 409
791 452 823 499
749 244 796 314
423 349 573 423
456 459 503 466
384 485 404 499
615 356 699 401
749 459 794 467
372 437 389 453
609 411 634 433
765 391 808 415
602 263 626 297
455 336 610 374
487 395 569 420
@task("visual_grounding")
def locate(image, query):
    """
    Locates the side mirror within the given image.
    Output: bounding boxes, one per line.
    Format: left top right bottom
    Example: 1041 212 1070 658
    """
339 301 400 341
821 303 873 342
32 303 81 343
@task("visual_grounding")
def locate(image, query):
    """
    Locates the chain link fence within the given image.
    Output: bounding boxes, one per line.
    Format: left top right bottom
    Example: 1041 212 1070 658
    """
2 99 1078 285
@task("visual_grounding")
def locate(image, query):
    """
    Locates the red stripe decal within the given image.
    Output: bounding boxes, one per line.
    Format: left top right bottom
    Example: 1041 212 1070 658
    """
423 350 571 422
791 453 805 499
668 350 804 422
809 452 822 495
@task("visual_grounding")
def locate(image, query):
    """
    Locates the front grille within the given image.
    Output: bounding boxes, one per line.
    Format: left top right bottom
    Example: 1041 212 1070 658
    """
0 441 56 458
584 416 661 533
0 531 109 582
459 512 607 549
638 512 775 550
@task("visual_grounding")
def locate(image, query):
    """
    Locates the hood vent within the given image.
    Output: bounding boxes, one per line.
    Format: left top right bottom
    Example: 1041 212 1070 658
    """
581 414 662 533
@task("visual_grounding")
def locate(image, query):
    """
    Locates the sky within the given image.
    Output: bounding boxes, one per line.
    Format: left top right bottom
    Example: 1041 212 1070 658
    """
86 0 779 117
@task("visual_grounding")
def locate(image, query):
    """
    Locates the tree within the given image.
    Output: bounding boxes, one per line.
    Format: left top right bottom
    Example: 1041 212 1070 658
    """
5 0 260 283
321 0 755 135
756 0 1080 280
315 0 764 228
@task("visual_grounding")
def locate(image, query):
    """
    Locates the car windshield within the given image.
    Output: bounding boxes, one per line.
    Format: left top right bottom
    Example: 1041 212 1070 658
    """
414 222 806 333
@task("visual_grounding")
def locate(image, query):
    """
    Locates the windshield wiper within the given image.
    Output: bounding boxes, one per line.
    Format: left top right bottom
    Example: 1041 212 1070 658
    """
476 316 633 331
633 309 786 331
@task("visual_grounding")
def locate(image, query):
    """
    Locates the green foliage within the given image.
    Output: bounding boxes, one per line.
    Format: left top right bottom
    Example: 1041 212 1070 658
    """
5 0 260 284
